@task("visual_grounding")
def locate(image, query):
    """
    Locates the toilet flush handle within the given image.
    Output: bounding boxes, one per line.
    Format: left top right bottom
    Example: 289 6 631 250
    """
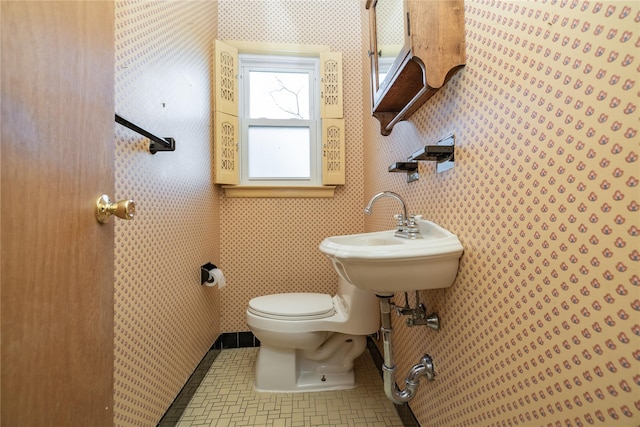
95 194 136 223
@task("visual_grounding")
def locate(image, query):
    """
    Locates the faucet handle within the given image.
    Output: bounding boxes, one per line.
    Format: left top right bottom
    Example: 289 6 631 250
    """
405 214 421 237
393 214 405 231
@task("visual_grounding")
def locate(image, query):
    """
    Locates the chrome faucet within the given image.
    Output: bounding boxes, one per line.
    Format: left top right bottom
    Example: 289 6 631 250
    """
364 191 421 239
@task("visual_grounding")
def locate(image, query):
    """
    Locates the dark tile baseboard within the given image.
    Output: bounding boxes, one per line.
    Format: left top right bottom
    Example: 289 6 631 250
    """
366 337 420 427
158 332 418 427
156 347 221 426
156 332 259 426
212 331 261 349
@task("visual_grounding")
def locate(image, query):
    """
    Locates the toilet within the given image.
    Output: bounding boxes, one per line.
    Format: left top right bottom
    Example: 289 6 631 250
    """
246 277 380 392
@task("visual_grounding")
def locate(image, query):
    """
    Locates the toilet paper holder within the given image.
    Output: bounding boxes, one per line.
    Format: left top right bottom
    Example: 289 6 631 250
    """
201 262 218 285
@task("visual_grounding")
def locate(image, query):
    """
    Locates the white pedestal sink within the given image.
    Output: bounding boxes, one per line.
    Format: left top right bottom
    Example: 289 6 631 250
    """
319 217 463 296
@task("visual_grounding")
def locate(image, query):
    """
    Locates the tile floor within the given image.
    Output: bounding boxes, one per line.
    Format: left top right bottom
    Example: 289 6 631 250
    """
174 347 405 427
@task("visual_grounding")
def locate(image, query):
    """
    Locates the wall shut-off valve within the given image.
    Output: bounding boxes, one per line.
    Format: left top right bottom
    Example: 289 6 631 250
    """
392 291 440 329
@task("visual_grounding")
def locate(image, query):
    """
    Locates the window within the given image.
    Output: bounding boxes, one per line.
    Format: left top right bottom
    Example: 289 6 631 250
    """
213 40 345 198
240 54 320 185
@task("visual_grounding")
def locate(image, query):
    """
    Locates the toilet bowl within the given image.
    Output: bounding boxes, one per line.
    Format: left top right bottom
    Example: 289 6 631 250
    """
246 277 380 392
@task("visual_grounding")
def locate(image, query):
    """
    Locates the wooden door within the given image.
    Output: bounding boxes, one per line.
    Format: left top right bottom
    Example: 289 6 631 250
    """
1 2 115 425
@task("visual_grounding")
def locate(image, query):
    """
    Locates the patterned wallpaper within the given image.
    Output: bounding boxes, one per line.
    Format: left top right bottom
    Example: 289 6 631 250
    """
113 1 219 425
217 0 366 332
362 1 639 426
110 0 637 425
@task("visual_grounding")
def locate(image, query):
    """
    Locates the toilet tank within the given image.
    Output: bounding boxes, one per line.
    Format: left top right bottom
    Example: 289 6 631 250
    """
335 277 380 335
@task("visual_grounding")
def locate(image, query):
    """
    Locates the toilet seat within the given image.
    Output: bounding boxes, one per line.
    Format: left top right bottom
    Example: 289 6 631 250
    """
248 293 335 320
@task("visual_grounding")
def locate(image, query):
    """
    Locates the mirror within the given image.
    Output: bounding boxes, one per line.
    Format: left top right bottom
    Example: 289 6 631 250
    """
372 0 404 92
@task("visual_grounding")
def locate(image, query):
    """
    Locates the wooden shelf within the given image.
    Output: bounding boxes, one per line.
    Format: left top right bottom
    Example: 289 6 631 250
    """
368 0 466 135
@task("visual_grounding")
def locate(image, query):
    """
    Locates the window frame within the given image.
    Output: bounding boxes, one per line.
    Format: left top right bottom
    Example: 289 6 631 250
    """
238 53 322 186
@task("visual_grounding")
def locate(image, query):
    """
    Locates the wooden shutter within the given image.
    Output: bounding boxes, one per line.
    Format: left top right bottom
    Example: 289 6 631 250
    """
214 39 238 115
213 40 239 184
214 112 239 185
320 51 343 119
321 118 345 185
320 51 344 185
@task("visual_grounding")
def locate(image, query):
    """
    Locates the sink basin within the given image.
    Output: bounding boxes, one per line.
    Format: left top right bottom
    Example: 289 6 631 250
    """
319 217 463 296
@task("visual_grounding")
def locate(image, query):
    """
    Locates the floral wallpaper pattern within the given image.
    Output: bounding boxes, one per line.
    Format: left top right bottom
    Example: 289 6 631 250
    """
362 1 638 425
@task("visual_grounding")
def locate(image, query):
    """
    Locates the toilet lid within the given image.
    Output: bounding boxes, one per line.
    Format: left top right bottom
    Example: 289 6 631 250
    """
248 293 335 320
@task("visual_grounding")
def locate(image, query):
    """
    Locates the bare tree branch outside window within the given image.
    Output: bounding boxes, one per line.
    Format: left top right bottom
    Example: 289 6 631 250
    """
269 77 303 119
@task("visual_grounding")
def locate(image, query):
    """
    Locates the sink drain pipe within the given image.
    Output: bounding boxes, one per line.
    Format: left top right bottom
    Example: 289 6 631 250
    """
378 295 436 404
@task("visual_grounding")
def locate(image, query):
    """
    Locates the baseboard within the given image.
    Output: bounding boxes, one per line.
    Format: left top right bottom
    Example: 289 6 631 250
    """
156 332 259 426
156 347 221 426
366 337 421 427
158 333 419 427
212 331 261 349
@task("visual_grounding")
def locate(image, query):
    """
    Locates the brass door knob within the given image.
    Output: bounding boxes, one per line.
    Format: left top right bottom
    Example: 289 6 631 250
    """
95 195 135 223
